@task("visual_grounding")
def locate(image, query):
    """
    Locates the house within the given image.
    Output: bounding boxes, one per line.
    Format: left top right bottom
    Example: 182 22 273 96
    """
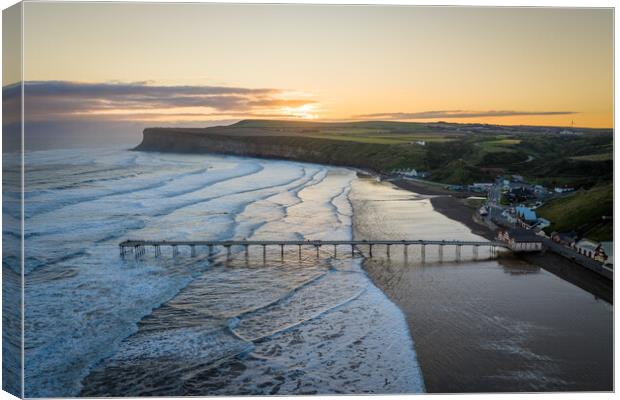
417 171 431 178
551 231 578 246
511 175 524 182
497 228 543 252
515 206 537 228
533 185 548 199
573 239 603 260
472 183 494 190
507 187 535 203
501 210 517 224
392 168 418 177
532 218 550 230
560 129 583 136
600 242 613 268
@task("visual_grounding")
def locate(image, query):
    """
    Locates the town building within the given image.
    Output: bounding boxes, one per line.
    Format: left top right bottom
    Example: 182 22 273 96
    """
600 241 613 268
497 228 543 252
515 205 537 229
511 175 524 182
551 231 578 246
507 187 535 203
573 239 606 261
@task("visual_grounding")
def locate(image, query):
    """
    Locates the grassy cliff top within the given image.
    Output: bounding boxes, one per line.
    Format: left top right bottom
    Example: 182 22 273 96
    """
537 184 613 241
145 119 612 187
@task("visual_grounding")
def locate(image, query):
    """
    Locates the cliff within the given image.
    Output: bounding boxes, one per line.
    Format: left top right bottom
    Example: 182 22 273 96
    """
133 120 613 187
134 127 426 173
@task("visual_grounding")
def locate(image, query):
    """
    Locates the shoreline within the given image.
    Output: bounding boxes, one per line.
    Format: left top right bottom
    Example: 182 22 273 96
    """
390 177 495 240
387 177 613 303
350 176 612 392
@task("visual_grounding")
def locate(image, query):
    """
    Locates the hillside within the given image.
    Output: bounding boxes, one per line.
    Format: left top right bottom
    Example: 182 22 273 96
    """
135 119 613 187
537 184 613 241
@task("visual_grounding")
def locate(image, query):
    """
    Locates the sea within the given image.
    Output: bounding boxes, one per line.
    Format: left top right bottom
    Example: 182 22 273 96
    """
2 147 612 396
3 147 424 397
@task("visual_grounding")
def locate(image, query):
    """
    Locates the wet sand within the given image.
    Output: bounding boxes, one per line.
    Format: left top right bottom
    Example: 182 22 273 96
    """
351 177 613 393
392 178 613 303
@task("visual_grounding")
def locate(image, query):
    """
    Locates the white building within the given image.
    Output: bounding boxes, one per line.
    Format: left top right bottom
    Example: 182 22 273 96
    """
573 239 603 260
600 242 613 267
497 228 543 252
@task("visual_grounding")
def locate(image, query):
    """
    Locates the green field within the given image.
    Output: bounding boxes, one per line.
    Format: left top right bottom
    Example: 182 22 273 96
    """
306 134 455 145
477 138 522 153
569 153 613 161
221 120 613 187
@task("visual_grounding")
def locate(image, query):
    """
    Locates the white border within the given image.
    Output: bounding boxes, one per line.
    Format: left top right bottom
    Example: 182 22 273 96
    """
0 1 616 400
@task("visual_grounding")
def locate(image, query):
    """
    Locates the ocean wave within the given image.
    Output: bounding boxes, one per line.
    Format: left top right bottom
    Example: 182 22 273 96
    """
21 148 425 396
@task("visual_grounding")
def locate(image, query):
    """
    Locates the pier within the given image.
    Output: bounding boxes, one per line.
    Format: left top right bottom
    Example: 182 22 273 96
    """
119 239 510 261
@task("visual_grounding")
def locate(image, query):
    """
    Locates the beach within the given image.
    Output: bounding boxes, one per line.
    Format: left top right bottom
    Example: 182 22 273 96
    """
350 176 613 392
391 177 613 303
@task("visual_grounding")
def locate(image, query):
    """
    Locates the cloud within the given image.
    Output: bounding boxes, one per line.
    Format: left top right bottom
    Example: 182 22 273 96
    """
354 110 578 120
6 80 315 122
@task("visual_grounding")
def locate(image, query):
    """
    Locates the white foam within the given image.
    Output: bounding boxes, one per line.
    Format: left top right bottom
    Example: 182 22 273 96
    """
17 148 426 396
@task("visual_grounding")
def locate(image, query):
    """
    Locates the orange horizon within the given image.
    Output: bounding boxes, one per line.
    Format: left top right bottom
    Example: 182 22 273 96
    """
5 4 612 131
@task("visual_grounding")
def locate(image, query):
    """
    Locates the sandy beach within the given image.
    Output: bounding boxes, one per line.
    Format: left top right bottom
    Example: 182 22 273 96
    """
350 176 613 393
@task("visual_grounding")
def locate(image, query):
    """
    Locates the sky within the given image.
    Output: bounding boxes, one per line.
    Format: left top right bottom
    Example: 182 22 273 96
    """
3 3 614 148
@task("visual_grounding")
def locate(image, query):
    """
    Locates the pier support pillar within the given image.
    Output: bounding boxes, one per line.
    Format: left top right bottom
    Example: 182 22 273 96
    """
262 245 266 260
208 245 213 256
280 244 284 259
315 245 320 258
190 245 196 257
334 245 337 258
386 244 391 258
226 245 231 259
298 245 302 260
439 244 444 262
244 244 249 258
473 245 479 260
421 244 426 263
456 245 461 261
369 244 373 257
172 245 178 257
351 244 355 257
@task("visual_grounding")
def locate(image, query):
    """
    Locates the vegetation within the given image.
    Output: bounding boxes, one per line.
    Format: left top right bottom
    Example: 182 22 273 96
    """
215 120 613 187
147 119 612 187
537 184 613 241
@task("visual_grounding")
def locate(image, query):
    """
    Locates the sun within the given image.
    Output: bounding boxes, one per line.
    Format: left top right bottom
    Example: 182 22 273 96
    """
282 104 317 119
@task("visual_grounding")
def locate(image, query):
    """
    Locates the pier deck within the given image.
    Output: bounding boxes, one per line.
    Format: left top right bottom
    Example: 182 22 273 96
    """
120 239 510 259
